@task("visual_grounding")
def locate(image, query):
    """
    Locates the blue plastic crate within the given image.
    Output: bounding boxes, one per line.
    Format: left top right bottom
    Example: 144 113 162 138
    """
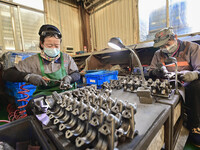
86 70 104 73
2 52 36 69
5 82 36 110
85 70 118 88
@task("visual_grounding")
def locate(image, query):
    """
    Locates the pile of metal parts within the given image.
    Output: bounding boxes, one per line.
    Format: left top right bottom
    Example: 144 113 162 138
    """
102 76 173 98
38 85 137 150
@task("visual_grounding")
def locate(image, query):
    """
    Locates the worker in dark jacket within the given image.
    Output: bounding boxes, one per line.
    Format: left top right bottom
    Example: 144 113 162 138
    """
2 24 80 114
149 27 200 147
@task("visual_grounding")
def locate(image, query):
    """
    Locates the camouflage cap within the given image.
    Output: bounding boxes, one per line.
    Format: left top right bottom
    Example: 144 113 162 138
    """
153 27 175 48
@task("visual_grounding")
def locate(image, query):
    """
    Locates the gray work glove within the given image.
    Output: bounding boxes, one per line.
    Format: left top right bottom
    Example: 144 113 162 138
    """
24 74 47 86
178 70 199 82
150 63 168 78
150 68 166 78
62 75 72 84
59 75 72 90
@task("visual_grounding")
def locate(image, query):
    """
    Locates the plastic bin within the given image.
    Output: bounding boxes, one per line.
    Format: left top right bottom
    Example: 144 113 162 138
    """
85 70 118 88
1 51 36 69
86 70 104 73
5 82 36 110
0 116 57 150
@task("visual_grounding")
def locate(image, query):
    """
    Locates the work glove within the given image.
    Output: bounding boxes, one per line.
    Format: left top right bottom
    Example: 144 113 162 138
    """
150 68 166 78
59 75 72 90
150 63 168 78
24 74 47 86
62 75 72 84
178 70 199 82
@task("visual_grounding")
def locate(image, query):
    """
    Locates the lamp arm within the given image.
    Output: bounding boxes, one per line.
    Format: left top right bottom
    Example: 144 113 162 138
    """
125 46 146 86
175 62 178 94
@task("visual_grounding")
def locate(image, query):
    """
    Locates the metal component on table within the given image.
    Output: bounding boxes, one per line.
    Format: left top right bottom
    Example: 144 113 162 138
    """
116 103 137 140
59 99 86 132
122 77 129 91
34 97 49 113
155 78 161 86
147 78 153 86
45 97 56 109
33 85 138 149
96 114 121 150
61 91 73 98
109 80 116 89
106 97 116 109
105 88 112 97
65 105 96 141
89 92 99 107
102 81 110 89
72 89 85 100
48 104 61 114
60 82 73 90
59 112 78 132
116 80 123 90
53 112 69 126
97 94 107 108
53 107 65 119
58 106 74 131
52 91 63 105
137 86 154 104
54 103 77 126
111 100 126 114
127 79 135 92
151 82 157 94
75 108 108 149
150 79 172 98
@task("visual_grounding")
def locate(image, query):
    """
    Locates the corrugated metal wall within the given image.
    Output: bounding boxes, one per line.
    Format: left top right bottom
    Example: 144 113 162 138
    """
44 0 82 53
90 0 139 51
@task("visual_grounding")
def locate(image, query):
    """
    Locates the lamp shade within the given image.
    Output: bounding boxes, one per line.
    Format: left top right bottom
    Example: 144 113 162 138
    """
108 37 125 50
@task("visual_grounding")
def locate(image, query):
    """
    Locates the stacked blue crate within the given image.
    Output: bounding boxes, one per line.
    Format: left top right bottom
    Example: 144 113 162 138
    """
5 82 36 110
2 51 36 69
85 70 118 88
2 52 37 111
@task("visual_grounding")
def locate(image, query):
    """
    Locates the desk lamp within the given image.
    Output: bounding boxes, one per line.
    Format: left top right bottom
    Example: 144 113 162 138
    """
108 37 153 104
108 37 145 86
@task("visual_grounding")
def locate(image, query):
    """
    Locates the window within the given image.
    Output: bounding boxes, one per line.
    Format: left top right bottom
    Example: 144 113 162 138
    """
169 0 200 35
0 0 44 52
139 0 166 42
13 0 44 11
139 0 200 42
0 4 19 51
20 8 44 51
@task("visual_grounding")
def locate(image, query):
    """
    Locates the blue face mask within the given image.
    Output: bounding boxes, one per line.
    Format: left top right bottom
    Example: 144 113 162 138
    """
43 46 60 57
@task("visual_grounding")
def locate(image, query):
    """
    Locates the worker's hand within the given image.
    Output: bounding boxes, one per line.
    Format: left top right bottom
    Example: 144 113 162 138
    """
59 75 72 90
24 74 47 86
178 70 199 82
150 63 168 78
62 75 72 84
150 68 166 78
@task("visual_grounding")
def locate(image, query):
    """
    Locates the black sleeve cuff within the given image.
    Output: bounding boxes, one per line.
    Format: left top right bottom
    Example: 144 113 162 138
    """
2 67 29 82
69 71 80 83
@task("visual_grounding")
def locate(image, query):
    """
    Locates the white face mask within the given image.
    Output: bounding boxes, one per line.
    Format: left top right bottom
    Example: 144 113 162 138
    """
43 46 60 57
161 42 178 54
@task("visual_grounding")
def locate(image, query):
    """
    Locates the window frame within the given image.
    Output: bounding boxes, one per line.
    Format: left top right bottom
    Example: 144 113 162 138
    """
0 0 45 53
138 0 200 46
